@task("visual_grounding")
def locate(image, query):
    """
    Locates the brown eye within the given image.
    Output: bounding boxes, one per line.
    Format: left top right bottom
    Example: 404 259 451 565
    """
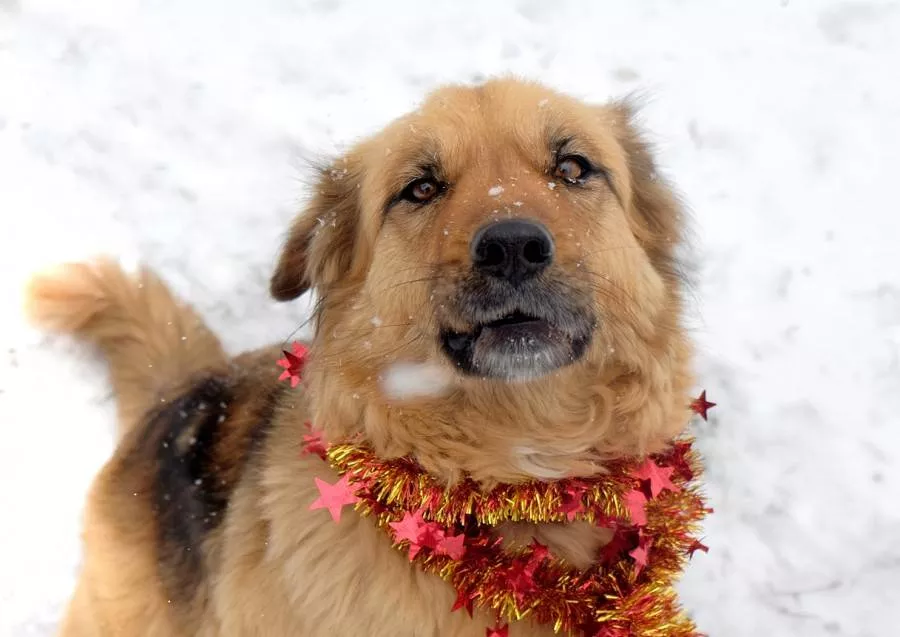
553 155 591 184
401 177 443 204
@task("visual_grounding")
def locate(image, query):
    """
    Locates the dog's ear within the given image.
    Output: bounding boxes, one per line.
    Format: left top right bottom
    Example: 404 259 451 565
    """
609 99 685 279
270 158 362 301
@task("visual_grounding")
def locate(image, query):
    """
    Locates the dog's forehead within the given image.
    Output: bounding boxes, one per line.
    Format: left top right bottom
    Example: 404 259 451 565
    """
411 81 580 143
365 81 620 176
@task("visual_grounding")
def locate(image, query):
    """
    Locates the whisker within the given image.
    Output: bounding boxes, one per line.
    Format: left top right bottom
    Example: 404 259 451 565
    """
378 332 428 359
378 275 450 294
280 314 317 348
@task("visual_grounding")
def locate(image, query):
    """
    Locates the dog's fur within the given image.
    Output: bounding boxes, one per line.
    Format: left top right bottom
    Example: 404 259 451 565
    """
27 78 694 636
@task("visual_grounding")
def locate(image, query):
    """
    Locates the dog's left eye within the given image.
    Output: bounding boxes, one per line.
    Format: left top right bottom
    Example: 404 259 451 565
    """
400 177 443 204
553 155 592 184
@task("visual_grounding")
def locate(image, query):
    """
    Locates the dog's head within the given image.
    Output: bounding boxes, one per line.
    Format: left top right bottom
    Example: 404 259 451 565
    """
272 79 693 482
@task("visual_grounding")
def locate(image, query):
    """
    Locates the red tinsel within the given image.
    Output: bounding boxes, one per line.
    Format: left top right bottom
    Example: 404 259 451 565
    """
308 440 710 636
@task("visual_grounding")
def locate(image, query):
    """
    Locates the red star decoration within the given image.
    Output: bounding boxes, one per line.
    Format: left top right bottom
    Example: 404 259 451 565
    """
629 532 652 577
276 342 308 387
527 539 551 569
451 587 475 617
690 390 716 421
623 489 648 527
388 509 455 560
506 557 538 605
301 421 327 460
486 623 509 637
419 522 446 549
389 509 427 544
558 483 587 521
389 509 429 559
687 539 709 558
632 458 680 498
435 532 467 560
598 525 634 566
669 441 695 482
594 626 629 637
308 475 358 522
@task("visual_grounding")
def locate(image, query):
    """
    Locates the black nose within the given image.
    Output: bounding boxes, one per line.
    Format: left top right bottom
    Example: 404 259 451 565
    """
471 219 554 283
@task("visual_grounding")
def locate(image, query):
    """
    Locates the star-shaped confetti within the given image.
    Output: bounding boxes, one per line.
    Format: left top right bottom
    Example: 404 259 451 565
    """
690 390 716 421
388 509 452 560
389 509 427 544
558 483 587 521
301 421 327 460
276 341 309 387
527 539 551 569
687 539 709 558
486 623 509 637
451 587 475 617
598 525 634 566
669 441 695 482
389 509 429 558
623 489 648 527
435 532 466 560
419 522 446 550
632 458 680 498
308 475 358 523
629 532 652 577
506 557 538 605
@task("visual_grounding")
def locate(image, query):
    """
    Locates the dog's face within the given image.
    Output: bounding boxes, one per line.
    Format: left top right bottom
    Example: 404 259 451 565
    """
272 79 691 480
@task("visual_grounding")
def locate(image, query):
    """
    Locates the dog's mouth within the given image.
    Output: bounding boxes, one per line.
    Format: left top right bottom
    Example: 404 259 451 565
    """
443 311 548 352
440 308 592 381
484 311 542 330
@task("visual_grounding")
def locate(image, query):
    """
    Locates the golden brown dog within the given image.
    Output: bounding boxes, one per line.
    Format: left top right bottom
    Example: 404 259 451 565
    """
27 78 694 636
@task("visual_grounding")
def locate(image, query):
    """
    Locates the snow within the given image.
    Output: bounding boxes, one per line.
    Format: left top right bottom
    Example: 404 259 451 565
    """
380 362 453 401
1 0 899 635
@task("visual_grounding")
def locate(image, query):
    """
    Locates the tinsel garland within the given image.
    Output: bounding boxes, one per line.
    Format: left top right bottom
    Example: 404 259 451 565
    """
281 342 711 636
322 441 708 636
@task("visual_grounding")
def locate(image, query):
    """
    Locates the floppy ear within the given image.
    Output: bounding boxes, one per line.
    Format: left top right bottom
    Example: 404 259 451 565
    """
270 158 363 301
610 100 686 281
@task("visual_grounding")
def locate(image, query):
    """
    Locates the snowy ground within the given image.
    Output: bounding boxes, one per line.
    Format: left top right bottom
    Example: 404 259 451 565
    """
2 0 899 635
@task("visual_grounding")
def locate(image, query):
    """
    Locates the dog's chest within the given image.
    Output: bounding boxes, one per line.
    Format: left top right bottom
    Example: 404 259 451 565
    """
210 445 566 637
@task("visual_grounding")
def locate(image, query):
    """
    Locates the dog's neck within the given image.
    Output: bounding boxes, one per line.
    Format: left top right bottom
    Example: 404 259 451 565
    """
306 358 693 486
302 349 692 569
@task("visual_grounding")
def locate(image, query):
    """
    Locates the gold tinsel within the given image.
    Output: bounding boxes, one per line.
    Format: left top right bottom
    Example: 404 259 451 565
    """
322 441 708 636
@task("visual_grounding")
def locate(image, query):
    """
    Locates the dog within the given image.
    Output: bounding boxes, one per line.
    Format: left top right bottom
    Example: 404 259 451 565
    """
27 78 695 636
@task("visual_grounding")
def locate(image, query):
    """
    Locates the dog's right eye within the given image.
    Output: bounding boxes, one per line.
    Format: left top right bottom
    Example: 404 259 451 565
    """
400 177 443 204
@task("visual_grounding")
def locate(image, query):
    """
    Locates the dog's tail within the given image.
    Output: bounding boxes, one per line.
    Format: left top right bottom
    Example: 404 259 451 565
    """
25 259 228 438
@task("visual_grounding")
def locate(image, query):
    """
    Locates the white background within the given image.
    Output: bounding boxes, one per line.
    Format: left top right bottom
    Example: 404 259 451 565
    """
1 1 899 635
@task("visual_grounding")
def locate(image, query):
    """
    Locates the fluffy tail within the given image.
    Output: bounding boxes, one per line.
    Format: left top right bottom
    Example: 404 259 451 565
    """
25 258 228 438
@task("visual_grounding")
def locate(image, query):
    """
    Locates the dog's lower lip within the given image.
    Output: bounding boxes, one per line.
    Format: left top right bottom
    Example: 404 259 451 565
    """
440 307 593 379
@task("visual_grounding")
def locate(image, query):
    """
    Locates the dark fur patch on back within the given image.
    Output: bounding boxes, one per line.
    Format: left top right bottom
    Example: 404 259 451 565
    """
137 374 285 601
